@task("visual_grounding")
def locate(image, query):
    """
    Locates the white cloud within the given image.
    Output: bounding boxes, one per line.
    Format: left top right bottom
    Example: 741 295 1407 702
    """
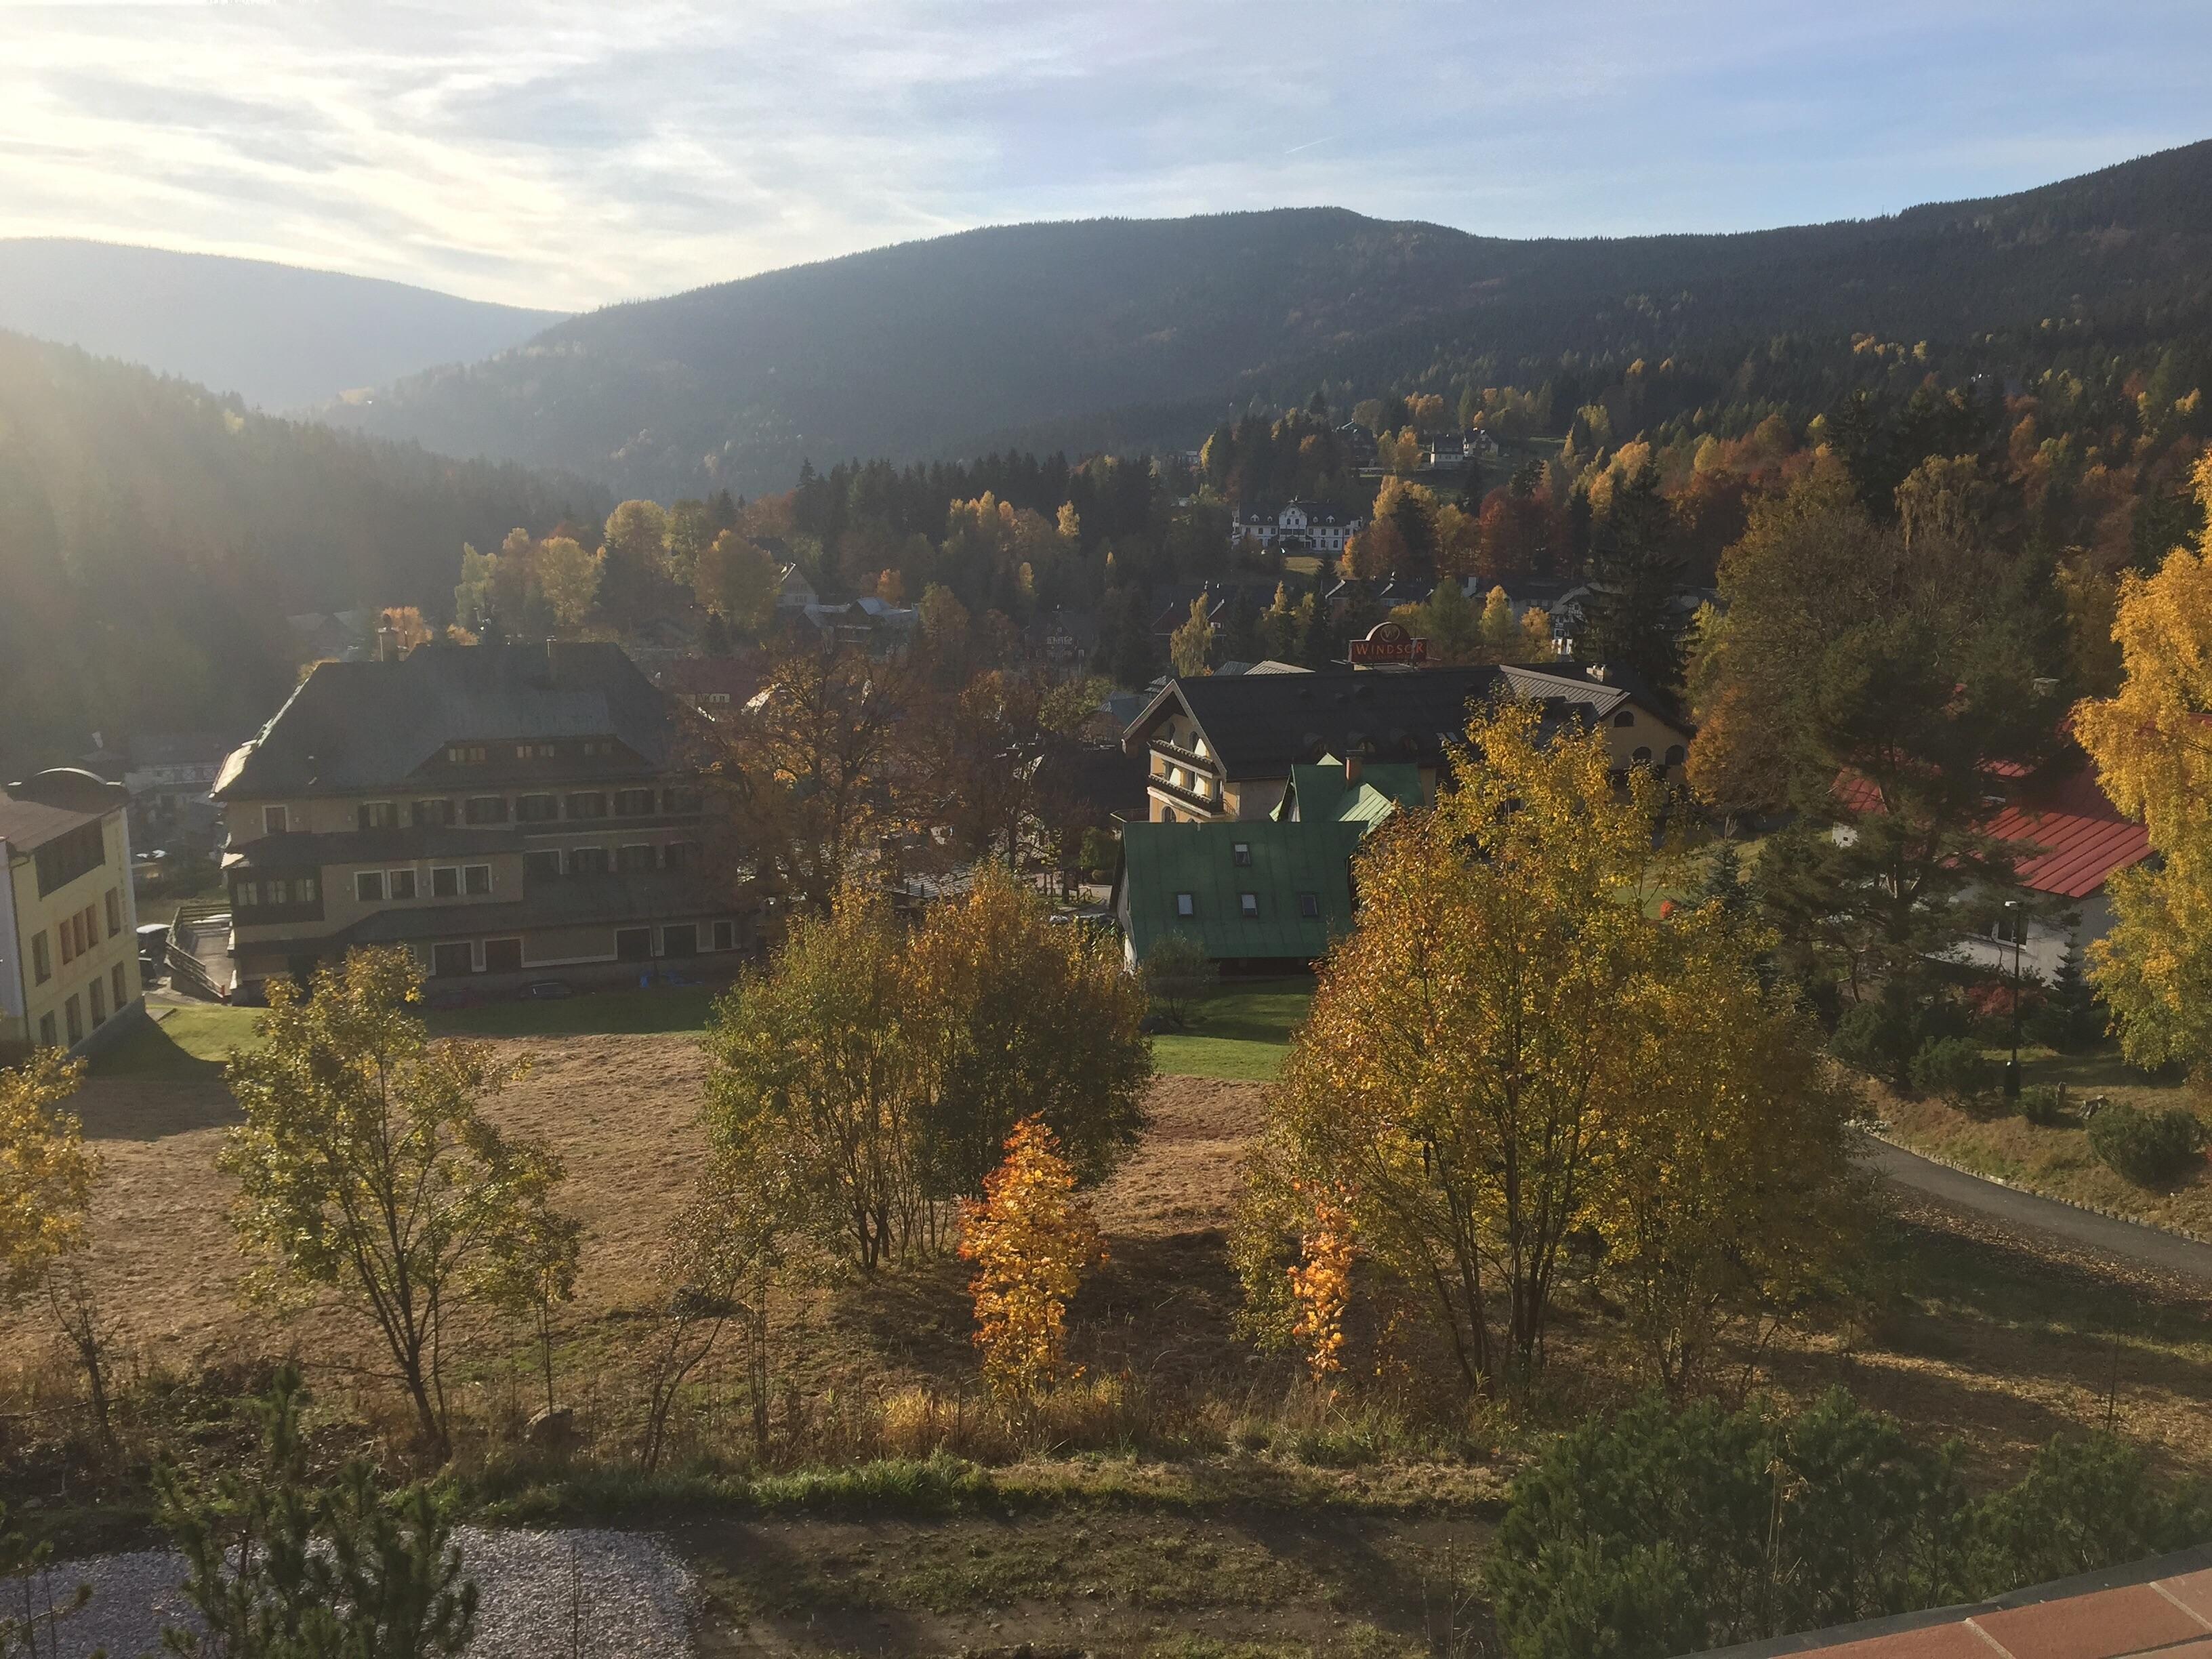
0 0 2205 310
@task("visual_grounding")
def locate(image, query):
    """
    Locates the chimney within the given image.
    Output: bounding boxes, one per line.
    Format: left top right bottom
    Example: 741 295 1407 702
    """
1344 754 1363 785
375 625 401 663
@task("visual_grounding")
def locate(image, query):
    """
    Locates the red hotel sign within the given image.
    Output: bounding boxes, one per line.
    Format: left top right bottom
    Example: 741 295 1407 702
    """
1347 621 1428 665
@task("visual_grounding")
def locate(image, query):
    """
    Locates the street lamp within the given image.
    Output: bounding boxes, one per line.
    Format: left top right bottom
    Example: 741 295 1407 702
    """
2003 899 2023 1101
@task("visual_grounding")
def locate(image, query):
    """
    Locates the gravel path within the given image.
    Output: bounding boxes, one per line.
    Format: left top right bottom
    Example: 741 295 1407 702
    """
24 1527 694 1659
1860 1133 2212 1286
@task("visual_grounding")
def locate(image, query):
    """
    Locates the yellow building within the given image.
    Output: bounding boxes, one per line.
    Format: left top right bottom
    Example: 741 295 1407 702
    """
1 769 144 1057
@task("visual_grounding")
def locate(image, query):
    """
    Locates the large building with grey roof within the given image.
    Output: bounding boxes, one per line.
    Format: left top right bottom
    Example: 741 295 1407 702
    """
211 638 756 1000
1120 661 1689 825
1 768 145 1057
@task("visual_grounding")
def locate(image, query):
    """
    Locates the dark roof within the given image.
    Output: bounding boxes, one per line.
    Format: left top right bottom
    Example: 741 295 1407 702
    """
1115 817 1368 963
1124 665 1645 780
215 642 687 799
0 770 125 851
127 731 253 769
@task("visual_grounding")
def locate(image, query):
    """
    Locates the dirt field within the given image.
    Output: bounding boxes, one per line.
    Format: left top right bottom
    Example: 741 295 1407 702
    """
11 1033 2212 1496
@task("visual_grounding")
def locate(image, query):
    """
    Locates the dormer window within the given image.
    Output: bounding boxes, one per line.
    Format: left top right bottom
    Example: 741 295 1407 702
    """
515 743 555 760
1176 892 1195 918
446 745 487 764
1233 842 1252 866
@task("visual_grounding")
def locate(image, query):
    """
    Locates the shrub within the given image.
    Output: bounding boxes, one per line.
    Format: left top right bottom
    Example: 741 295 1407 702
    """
1910 1037 1995 1107
1832 1000 1921 1087
1484 1391 2211 1658
2018 1084 2068 1128
2087 1102 2208 1187
1140 933 1216 1027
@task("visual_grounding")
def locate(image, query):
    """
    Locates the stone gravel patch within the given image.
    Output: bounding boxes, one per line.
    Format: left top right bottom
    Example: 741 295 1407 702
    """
22 1526 694 1659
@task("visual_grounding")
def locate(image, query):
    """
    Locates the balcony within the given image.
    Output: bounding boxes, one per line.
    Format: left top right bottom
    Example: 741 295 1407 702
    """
1149 773 1226 816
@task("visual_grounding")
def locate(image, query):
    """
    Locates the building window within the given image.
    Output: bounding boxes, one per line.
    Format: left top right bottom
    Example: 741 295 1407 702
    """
389 869 417 900
112 962 128 1010
234 880 260 910
412 798 453 827
89 977 106 1027
615 927 653 962
581 741 610 758
1239 892 1260 918
268 879 291 905
64 996 83 1046
617 843 657 873
1232 842 1251 866
105 888 121 937
358 801 397 830
569 846 609 877
298 875 318 903
355 871 386 903
431 866 459 898
664 786 703 814
1298 892 1321 918
663 841 701 871
38 1014 56 1049
1175 892 1195 918
524 849 562 881
613 787 657 817
465 796 508 825
31 930 49 985
463 865 491 896
662 923 699 958
430 941 475 977
1632 746 1652 765
514 743 554 760
516 794 558 823
565 792 608 820
712 920 736 951
445 745 487 764
263 804 289 836
1664 744 1686 766
1612 710 1634 729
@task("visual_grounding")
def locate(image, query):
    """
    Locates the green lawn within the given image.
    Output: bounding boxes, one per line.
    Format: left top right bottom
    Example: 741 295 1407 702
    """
1150 981 1313 1082
101 981 730 1078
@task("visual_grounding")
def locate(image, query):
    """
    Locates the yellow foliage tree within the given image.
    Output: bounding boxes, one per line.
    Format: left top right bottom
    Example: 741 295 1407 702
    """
2075 451 2212 1068
0 1050 96 1307
1287 1181 1354 1385
694 529 781 636
1234 699 1849 1392
1170 594 1216 676
958 1116 1103 1405
535 535 602 633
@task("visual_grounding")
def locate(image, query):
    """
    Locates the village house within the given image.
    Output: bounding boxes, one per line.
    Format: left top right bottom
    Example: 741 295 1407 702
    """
0 768 145 1056
1121 661 1690 824
211 637 756 1000
1230 500 1362 556
1111 754 1424 969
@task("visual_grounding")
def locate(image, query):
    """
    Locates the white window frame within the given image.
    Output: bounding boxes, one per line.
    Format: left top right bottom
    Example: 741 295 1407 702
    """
262 804 288 835
1175 892 1195 918
463 864 492 897
388 868 418 901
430 865 459 899
354 870 386 903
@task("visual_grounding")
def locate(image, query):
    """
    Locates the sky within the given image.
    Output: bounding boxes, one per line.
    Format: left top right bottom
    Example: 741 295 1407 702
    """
5 1 2211 314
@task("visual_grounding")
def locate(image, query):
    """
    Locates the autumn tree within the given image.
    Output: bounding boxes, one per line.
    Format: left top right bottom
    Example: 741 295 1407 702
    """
2076 451 2212 1069
376 607 434 653
1170 593 1216 676
1235 699 1847 1394
922 668 1100 868
703 886 925 1271
905 868 1153 1202
222 947 577 1456
1580 460 1687 690
698 638 912 913
598 498 676 628
693 529 781 638
958 1117 1103 1407
0 1050 96 1307
535 535 602 633
1393 579 1481 664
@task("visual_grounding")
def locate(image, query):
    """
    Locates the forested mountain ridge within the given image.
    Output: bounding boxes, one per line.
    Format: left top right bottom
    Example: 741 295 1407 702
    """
0 331 608 768
319 140 2212 499
0 239 563 413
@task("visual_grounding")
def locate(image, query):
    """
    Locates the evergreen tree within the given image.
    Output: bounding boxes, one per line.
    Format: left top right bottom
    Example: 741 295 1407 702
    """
1581 461 1687 692
2032 936 2104 1052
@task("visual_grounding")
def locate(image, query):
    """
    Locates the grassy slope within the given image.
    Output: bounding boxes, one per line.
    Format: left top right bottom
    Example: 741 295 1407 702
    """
107 979 1309 1082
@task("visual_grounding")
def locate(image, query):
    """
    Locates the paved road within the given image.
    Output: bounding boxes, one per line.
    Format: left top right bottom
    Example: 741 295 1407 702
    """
1860 1134 2212 1287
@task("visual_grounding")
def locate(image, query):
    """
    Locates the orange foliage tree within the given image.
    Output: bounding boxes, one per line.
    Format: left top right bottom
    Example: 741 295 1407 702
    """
958 1116 1103 1405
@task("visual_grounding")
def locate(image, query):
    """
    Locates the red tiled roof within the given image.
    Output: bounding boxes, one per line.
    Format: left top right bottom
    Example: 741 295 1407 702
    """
1831 753 2149 901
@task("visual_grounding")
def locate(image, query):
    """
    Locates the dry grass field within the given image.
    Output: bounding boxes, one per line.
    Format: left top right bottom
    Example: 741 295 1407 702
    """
12 1029 2212 1652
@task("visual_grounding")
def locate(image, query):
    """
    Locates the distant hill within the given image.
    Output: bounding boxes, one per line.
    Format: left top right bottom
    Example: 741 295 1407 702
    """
0 240 563 412
0 331 607 767
316 140 2212 499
